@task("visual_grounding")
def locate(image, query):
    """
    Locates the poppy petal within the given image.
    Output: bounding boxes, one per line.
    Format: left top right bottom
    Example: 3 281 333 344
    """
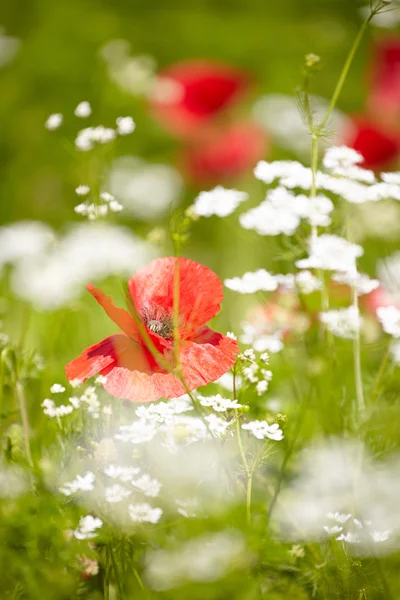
129 257 224 339
87 283 138 339
65 334 142 383
97 327 238 402
153 327 239 397
150 60 250 137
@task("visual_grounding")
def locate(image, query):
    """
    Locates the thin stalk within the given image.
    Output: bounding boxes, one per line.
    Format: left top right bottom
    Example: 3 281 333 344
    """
235 411 249 474
109 544 124 599
319 13 374 133
353 291 365 415
104 546 110 600
15 381 33 468
246 470 253 525
370 343 391 403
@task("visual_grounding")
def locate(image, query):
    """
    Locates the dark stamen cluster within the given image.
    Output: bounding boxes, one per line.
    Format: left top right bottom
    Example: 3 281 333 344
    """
141 307 174 340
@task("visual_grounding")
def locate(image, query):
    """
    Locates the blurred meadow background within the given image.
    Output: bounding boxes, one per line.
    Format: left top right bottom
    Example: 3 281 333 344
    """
1 0 400 598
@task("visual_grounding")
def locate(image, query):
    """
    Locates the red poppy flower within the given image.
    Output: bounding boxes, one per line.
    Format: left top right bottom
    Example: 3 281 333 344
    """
182 121 267 185
368 38 400 125
65 258 239 402
150 60 250 137
344 116 400 169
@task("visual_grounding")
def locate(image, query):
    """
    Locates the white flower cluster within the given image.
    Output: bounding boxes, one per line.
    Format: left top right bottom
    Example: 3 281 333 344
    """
241 420 283 441
198 394 242 412
144 530 246 590
107 156 183 221
59 471 95 496
45 113 63 131
331 271 379 296
75 117 135 151
240 186 334 236
74 101 92 118
7 221 155 310
240 321 284 353
377 306 400 338
104 465 141 482
296 234 363 273
41 399 73 418
73 515 103 540
323 512 391 545
192 186 249 218
253 152 400 205
128 503 162 524
74 189 123 220
225 269 321 295
319 306 362 340
105 484 132 503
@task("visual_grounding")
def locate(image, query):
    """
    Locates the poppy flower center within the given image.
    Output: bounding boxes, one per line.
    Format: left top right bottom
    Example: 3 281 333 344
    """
141 308 173 340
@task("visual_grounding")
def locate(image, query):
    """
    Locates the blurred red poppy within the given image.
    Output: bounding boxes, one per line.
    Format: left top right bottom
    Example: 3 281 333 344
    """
65 258 238 402
344 116 400 169
150 60 250 137
368 38 400 125
182 121 267 185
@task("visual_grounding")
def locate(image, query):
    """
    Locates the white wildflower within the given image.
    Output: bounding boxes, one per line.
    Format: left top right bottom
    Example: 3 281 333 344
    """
381 172 400 185
204 414 230 438
224 269 278 294
95 375 108 385
256 380 269 396
303 194 334 227
377 305 400 337
75 126 116 151
332 271 380 296
226 331 237 339
327 512 352 524
132 474 162 497
295 270 322 294
116 116 136 135
242 420 283 441
75 185 90 196
105 484 131 503
115 421 157 444
74 101 92 118
59 472 95 496
128 503 162 524
193 186 248 218
240 187 301 236
45 113 63 130
106 156 182 221
198 394 242 412
296 234 363 273
69 396 81 408
336 532 361 544
104 465 140 482
41 399 73 418
73 515 103 540
320 306 362 339
323 525 343 535
323 146 364 170
50 383 65 394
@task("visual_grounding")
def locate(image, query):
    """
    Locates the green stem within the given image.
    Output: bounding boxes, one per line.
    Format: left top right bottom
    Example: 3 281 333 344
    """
353 291 365 416
235 411 249 474
370 343 391 403
15 381 33 468
319 13 373 133
109 544 124 599
246 470 253 525
104 546 110 600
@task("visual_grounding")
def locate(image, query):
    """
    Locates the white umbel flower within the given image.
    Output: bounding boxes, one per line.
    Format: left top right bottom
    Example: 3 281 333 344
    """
332 271 380 296
129 503 162 524
319 306 362 339
116 116 136 135
73 515 103 540
224 269 278 294
296 234 363 273
323 146 364 170
377 306 400 338
105 484 131 503
198 394 242 412
45 113 63 130
193 186 248 218
242 420 283 441
59 472 95 496
74 101 92 118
